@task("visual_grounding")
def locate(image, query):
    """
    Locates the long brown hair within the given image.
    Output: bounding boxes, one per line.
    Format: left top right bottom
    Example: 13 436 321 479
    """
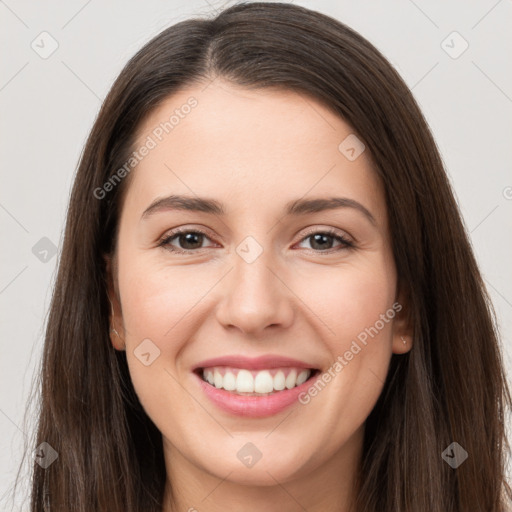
15 2 512 511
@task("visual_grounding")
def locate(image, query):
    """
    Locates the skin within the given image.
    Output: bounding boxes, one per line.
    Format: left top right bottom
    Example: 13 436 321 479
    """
106 78 412 512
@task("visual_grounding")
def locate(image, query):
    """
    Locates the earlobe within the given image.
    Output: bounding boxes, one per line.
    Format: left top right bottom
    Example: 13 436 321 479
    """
108 298 126 351
392 333 413 354
104 254 126 351
391 285 414 354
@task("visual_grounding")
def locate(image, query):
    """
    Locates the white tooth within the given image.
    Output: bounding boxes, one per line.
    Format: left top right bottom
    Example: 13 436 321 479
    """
236 369 254 392
296 370 310 385
285 369 297 389
214 369 223 388
223 371 236 391
204 370 214 385
254 370 274 393
273 370 286 391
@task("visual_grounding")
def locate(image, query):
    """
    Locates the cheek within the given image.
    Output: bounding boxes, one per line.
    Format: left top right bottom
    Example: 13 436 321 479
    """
117 259 208 406
119 259 211 344
296 255 397 400
119 266 204 432
294 263 397 437
296 256 396 346
337 272 395 344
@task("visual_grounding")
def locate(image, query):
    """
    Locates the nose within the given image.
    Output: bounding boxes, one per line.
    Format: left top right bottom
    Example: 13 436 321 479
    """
215 250 294 337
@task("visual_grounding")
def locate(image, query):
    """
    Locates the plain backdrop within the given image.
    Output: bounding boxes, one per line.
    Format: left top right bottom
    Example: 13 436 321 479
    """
1 0 511 509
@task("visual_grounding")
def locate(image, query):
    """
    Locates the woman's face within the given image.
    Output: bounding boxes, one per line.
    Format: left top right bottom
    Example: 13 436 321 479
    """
107 79 411 491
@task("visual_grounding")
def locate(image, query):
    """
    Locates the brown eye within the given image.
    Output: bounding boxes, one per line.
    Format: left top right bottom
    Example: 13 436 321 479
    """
297 230 354 253
159 229 214 253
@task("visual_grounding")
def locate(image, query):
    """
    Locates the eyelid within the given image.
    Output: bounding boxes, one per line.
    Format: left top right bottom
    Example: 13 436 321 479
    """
297 225 354 243
157 226 216 250
292 226 355 253
158 225 355 254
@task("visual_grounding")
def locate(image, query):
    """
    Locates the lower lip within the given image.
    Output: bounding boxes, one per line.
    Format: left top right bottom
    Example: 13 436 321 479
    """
194 371 320 418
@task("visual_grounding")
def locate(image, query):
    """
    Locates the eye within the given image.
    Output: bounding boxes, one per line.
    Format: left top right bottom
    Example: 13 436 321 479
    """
158 228 216 254
295 228 354 253
158 227 354 255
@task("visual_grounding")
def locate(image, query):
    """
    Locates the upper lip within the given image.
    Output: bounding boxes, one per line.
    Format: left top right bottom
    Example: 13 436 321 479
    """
192 355 318 371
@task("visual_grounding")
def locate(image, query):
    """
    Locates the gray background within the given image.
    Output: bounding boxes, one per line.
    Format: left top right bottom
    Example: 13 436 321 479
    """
1 0 511 508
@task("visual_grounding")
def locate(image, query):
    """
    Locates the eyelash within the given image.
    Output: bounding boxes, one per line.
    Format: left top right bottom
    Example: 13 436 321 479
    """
157 227 355 255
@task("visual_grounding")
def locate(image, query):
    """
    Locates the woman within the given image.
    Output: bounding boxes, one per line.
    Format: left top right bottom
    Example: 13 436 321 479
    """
21 2 512 511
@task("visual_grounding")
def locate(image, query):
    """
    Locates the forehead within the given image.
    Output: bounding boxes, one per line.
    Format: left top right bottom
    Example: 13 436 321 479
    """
124 79 385 224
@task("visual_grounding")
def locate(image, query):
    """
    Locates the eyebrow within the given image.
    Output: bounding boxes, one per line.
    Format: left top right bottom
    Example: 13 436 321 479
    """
141 194 377 225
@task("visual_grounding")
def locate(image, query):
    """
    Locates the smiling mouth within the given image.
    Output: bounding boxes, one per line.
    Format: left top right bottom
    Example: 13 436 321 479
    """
194 366 320 396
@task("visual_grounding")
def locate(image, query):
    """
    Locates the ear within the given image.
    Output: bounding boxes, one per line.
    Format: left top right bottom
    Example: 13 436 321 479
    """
104 254 126 351
391 285 414 355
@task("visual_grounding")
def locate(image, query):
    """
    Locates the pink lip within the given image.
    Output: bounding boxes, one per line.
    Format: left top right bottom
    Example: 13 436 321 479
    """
192 355 320 417
193 370 321 418
193 354 315 371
